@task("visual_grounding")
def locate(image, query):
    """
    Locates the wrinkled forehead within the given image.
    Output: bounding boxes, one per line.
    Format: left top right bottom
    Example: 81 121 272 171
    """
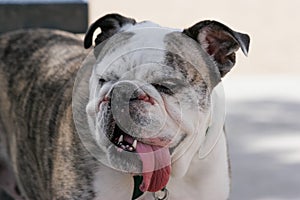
93 22 220 88
94 22 176 63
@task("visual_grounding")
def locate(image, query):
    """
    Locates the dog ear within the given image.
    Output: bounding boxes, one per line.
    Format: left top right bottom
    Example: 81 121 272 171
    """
183 20 250 77
84 13 136 49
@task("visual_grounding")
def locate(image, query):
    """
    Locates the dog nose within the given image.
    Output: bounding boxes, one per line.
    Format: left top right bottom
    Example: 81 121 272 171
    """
135 94 155 105
105 81 154 104
108 81 164 139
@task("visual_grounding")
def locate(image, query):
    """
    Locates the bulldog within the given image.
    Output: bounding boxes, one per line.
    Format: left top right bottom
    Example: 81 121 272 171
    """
0 13 249 200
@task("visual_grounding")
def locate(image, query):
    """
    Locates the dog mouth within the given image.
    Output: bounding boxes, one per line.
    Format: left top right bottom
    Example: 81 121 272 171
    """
104 114 172 193
111 123 138 152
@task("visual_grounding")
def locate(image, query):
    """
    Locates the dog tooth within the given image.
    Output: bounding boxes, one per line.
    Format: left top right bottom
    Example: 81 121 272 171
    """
128 146 134 152
118 135 123 143
132 139 137 149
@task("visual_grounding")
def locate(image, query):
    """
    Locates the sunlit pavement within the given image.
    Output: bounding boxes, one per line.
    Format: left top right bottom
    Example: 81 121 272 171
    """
223 75 300 200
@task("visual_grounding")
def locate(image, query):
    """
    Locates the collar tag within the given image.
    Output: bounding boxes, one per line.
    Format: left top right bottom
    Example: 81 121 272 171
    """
153 188 169 200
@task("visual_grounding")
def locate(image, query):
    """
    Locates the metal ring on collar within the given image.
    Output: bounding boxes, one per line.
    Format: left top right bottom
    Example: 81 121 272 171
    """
153 188 169 200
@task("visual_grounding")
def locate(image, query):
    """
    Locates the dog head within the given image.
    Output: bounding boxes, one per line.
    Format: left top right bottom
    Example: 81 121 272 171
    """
84 13 249 192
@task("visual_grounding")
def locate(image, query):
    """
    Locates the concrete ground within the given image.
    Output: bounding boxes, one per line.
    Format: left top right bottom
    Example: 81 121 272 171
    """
223 76 300 200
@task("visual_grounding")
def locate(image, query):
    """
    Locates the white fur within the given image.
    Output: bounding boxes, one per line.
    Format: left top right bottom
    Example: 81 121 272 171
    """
93 84 229 200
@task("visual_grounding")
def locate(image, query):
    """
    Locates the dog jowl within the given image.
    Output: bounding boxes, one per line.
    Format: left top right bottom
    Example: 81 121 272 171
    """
0 13 249 200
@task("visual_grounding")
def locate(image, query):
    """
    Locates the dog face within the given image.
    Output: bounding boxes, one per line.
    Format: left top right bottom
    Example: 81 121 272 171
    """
83 14 249 192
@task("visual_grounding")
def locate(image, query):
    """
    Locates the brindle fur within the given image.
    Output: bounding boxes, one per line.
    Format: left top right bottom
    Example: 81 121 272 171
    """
0 29 97 200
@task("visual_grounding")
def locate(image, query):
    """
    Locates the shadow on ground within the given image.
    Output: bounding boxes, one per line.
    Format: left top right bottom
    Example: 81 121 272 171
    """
227 99 300 200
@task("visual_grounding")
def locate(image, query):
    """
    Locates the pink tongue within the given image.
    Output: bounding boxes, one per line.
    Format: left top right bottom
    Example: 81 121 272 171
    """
135 142 171 192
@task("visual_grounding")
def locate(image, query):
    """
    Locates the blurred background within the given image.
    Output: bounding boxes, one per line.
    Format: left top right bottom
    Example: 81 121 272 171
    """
1 0 300 199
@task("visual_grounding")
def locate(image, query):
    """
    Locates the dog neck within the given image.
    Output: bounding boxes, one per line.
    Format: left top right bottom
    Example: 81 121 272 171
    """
93 164 169 200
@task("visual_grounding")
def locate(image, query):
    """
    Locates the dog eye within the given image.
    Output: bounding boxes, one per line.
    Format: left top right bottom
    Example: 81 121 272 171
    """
151 83 174 95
